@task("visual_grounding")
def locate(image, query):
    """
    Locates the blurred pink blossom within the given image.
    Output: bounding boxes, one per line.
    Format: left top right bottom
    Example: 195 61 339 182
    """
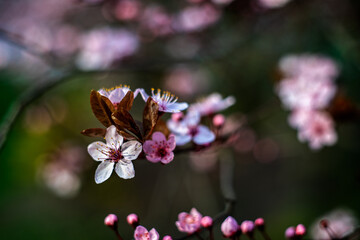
240 220 255 234
311 209 358 239
76 28 139 70
258 0 292 9
176 208 202 234
201 216 213 228
140 6 173 37
114 0 141 21
143 132 176 164
189 93 236 116
174 4 221 32
104 214 118 227
297 111 337 150
134 226 159 240
98 85 132 106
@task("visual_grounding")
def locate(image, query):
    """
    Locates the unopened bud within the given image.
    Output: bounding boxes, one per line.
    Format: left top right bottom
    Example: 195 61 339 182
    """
162 235 173 240
240 220 255 235
127 213 139 227
295 224 306 236
255 218 265 231
104 214 118 229
221 216 239 238
201 216 213 228
172 112 184 122
285 226 296 239
213 114 225 127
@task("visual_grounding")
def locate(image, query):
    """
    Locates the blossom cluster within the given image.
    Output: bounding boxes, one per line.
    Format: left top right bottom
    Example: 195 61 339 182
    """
276 54 339 150
83 85 236 183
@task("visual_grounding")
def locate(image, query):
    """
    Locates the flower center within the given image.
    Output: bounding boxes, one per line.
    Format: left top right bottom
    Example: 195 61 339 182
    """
107 148 123 162
157 147 167 158
188 126 199 137
185 215 195 224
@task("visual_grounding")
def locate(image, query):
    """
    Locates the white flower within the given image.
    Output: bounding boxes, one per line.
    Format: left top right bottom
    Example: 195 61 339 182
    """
136 88 188 113
87 125 142 183
189 93 235 116
167 111 215 146
98 85 133 105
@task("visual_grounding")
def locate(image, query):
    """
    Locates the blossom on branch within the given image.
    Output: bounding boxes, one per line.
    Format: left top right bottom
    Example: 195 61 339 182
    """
98 85 133 106
87 125 142 183
136 88 188 113
143 132 176 164
134 226 159 240
189 93 235 116
167 111 215 146
176 208 202 234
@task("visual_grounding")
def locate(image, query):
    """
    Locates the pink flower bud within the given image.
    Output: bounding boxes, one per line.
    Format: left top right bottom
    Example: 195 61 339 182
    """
163 235 173 240
295 224 306 236
255 218 265 230
285 226 296 239
201 216 213 228
240 220 255 235
172 112 184 122
127 213 139 227
213 114 225 127
104 214 118 228
221 216 239 238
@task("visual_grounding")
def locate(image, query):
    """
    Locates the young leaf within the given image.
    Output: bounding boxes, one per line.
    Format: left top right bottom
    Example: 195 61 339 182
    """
112 109 143 140
90 90 115 127
143 98 159 139
116 91 134 111
81 128 106 138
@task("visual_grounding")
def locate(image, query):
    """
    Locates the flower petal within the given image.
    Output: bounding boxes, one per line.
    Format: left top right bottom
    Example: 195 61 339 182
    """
95 161 114 184
108 88 125 104
122 141 142 160
193 125 215 145
167 134 176 151
134 226 149 240
185 110 200 126
88 141 109 161
98 88 110 97
175 134 192 146
135 88 149 102
106 125 123 150
143 140 157 155
115 161 135 179
160 152 174 164
149 228 159 240
146 154 162 163
152 131 166 143
164 102 189 113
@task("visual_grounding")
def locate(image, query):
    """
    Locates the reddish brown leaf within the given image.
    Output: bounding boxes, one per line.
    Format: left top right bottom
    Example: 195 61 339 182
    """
112 109 143 140
116 91 134 111
90 90 115 127
143 98 159 139
149 119 170 139
81 128 106 138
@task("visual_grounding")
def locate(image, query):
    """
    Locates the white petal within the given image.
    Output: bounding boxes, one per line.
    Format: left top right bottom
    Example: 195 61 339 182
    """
115 161 135 179
108 88 125 104
122 141 142 160
149 228 160 240
95 161 114 184
185 110 200 126
135 88 149 101
87 141 109 161
106 125 123 150
166 102 189 112
98 89 110 97
167 119 188 135
193 125 215 145
175 134 192 146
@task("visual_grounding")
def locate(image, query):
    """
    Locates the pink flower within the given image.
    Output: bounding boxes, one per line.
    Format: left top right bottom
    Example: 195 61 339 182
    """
143 132 176 164
201 216 213 228
295 224 306 236
162 236 172 240
127 213 139 226
176 208 202 234
136 88 188 113
167 111 215 146
297 111 337 150
221 216 239 238
134 226 159 240
285 226 296 239
98 85 133 106
189 93 235 116
255 218 265 230
240 220 255 234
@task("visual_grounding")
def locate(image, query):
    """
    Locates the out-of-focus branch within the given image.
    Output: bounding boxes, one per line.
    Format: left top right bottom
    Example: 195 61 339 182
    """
0 28 58 66
174 149 236 240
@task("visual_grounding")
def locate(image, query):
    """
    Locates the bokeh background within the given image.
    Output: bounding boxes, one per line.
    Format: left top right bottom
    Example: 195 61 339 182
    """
1 0 360 239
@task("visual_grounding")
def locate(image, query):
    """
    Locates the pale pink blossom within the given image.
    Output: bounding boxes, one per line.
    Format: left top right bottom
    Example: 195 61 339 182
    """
87 126 142 183
167 111 215 146
276 76 337 110
295 224 306 236
134 226 159 240
288 108 314 129
213 114 225 127
176 208 202 234
174 4 221 32
201 216 213 228
98 85 133 106
221 216 239 238
240 220 255 234
255 218 265 229
114 0 141 21
285 226 296 239
310 209 358 239
189 93 235 116
76 28 139 70
140 6 173 37
162 236 172 240
143 132 176 164
136 88 188 113
297 111 337 150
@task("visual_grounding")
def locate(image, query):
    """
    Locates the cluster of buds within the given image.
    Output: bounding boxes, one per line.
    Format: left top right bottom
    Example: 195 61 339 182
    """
221 217 268 239
285 224 307 240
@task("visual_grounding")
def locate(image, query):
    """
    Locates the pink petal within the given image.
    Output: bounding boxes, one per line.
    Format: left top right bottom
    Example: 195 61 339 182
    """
152 132 166 143
149 228 159 240
109 88 125 104
134 226 149 240
143 140 157 155
146 154 162 163
160 152 174 164
193 125 215 145
167 134 176 151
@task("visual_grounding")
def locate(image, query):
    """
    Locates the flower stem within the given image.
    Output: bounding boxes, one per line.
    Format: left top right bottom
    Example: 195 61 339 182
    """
260 231 272 240
208 227 214 240
114 230 123 240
